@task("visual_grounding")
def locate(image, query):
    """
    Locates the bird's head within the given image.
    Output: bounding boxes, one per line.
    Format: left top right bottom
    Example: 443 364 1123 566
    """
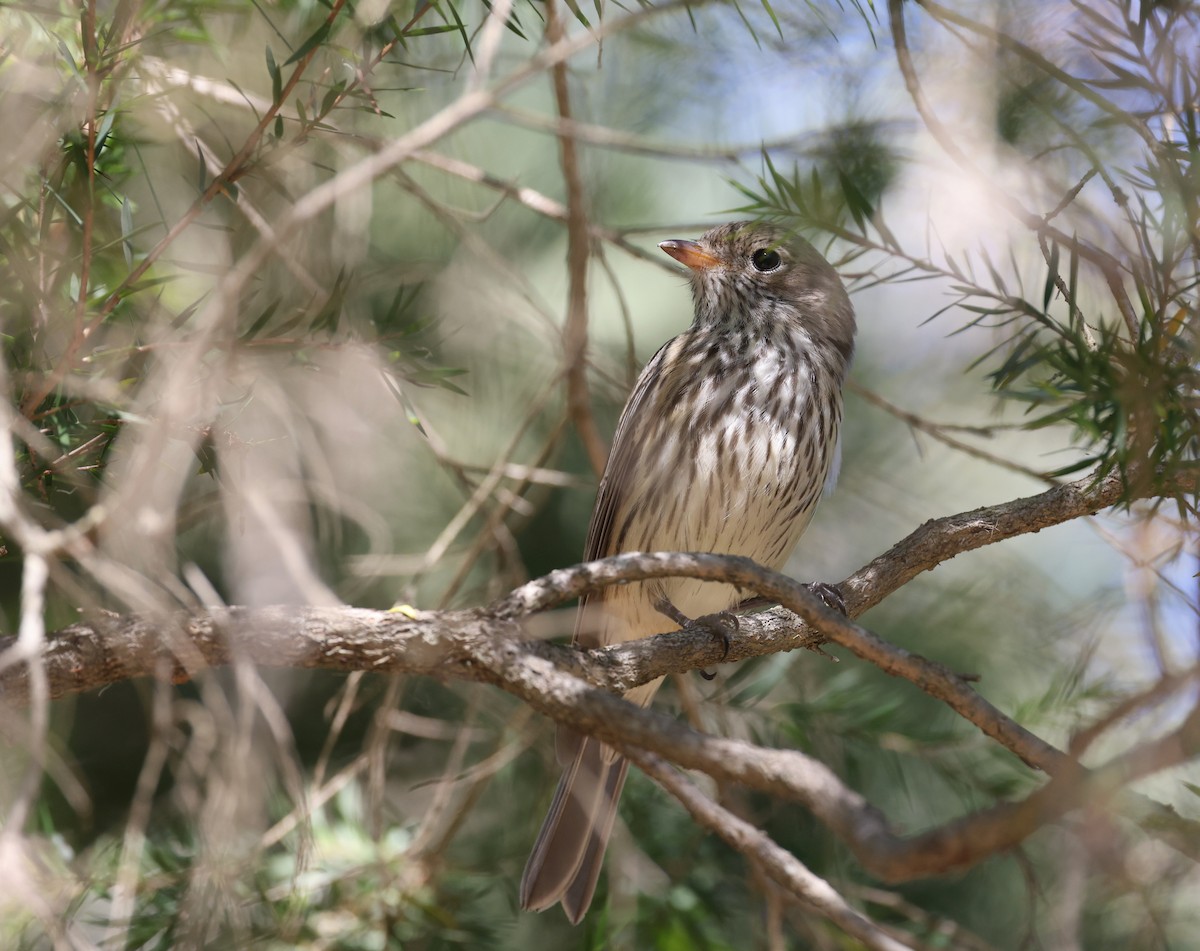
659 221 856 366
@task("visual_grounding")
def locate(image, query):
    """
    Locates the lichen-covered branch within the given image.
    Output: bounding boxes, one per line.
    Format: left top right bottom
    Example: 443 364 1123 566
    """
1 467 1197 886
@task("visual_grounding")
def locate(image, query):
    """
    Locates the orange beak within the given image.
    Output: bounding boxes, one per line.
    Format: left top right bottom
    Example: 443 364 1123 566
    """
659 239 720 271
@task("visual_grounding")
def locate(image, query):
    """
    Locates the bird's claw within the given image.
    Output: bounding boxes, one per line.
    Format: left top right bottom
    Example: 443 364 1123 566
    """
806 582 847 617
652 597 739 679
696 610 739 661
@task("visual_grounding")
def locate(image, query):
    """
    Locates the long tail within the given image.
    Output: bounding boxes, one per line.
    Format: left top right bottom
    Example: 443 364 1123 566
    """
519 734 630 924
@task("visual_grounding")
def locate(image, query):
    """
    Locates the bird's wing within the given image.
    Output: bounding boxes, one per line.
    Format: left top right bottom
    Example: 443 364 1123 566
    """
822 430 843 496
573 336 681 649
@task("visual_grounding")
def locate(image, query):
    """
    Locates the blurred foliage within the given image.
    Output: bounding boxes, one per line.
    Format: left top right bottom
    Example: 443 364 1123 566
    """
736 0 1200 510
0 0 474 514
0 0 1198 949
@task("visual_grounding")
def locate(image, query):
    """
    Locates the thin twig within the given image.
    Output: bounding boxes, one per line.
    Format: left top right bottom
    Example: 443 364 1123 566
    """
1068 665 1200 758
409 148 672 268
632 750 916 951
546 0 608 478
849 380 1059 484
104 671 173 945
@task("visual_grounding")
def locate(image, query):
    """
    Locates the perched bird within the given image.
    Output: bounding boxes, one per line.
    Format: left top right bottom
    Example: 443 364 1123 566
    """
520 221 856 923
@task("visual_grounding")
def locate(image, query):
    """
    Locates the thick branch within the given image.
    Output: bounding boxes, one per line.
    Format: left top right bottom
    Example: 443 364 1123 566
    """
3 469 1197 883
19 583 1182 885
3 467 1190 729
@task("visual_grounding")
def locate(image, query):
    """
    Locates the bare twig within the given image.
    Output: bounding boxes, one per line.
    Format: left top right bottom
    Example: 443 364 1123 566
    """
850 885 1002 951
1068 665 1200 758
849 380 1059 484
546 0 608 478
493 105 842 164
632 750 916 951
410 148 671 268
104 672 173 945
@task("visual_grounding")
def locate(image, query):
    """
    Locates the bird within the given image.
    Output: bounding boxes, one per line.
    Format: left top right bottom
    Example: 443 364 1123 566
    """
519 220 857 923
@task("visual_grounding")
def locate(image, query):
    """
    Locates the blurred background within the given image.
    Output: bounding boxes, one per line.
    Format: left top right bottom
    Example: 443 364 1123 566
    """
0 0 1197 948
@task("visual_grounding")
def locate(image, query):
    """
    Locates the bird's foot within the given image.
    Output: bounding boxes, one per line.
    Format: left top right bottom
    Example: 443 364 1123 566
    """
652 596 738 680
805 582 847 617
796 583 846 663
696 611 740 662
651 595 690 629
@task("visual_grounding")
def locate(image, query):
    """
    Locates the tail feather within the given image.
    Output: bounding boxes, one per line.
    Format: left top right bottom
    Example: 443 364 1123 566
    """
520 735 630 924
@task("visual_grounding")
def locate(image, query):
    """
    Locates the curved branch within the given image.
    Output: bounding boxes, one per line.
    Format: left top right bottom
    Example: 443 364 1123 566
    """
4 466 1191 735
2 468 1197 884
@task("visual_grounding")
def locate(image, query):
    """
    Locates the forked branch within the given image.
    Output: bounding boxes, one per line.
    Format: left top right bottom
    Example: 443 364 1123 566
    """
2 467 1196 885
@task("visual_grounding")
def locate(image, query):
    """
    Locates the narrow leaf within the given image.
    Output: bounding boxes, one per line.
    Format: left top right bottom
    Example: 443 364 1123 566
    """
284 21 331 65
266 46 282 105
120 197 134 268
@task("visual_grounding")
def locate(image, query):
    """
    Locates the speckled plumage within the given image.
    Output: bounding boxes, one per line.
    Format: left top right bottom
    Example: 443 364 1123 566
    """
520 222 856 923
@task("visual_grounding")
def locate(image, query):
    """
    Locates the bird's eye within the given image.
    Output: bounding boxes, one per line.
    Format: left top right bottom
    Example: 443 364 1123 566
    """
751 248 782 272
